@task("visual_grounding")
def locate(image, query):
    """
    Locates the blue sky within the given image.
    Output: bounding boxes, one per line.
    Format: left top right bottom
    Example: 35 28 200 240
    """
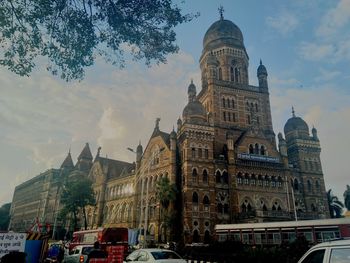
1 0 350 206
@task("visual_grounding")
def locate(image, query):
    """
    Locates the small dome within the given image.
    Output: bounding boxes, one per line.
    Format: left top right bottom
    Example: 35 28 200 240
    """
284 116 309 135
257 60 267 76
182 100 207 119
203 19 244 52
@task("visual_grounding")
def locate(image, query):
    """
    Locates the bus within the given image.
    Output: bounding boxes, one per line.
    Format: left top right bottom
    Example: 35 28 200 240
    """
69 227 128 252
215 218 350 245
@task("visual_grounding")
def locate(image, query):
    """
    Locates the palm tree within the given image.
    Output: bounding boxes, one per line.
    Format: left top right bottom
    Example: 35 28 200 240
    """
155 176 177 242
327 189 344 218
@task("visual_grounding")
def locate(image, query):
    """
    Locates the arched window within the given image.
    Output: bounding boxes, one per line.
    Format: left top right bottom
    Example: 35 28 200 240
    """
230 67 234 81
205 148 209 159
237 173 243 184
202 170 208 184
218 68 222 80
222 97 225 108
203 195 210 211
198 148 202 158
216 171 221 184
254 143 259 154
191 147 196 158
232 99 235 108
193 230 200 243
316 180 320 190
258 175 263 186
271 176 276 187
307 180 312 192
192 168 198 184
235 68 239 82
255 103 258 112
244 174 249 185
227 98 230 108
260 145 266 155
293 179 299 191
192 192 199 204
249 144 254 154
272 201 282 211
264 176 269 187
222 171 229 184
223 111 226 121
241 199 252 212
277 176 283 187
250 174 256 186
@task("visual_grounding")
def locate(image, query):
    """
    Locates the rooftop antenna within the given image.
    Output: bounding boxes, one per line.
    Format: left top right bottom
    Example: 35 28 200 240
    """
218 5 224 20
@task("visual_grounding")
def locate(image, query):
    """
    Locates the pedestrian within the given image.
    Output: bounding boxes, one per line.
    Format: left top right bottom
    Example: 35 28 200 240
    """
86 241 107 263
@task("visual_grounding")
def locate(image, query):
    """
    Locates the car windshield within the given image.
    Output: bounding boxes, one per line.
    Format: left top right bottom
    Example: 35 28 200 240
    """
151 251 181 260
82 247 94 255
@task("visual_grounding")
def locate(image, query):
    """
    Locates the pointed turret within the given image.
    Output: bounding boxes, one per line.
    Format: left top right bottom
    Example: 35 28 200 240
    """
76 143 93 172
257 59 268 89
60 151 74 169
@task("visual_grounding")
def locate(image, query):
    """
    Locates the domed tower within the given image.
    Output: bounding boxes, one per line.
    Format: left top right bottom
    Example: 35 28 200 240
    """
283 108 329 219
257 59 268 90
182 81 208 125
200 14 249 87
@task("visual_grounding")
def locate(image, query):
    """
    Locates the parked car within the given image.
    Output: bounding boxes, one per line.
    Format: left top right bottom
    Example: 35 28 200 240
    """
62 245 93 263
124 249 186 263
297 238 350 263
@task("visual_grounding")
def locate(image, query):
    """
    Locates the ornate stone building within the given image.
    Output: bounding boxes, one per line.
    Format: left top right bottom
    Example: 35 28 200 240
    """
9 15 329 244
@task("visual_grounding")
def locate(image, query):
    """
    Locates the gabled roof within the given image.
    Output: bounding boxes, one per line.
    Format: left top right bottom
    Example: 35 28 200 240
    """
151 129 170 148
96 157 135 179
78 143 93 161
60 152 74 169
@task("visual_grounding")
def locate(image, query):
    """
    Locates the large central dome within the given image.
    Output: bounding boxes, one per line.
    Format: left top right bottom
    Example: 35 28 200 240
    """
203 19 244 52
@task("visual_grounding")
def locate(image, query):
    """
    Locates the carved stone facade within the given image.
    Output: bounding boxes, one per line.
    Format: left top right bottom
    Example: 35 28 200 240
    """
9 15 330 244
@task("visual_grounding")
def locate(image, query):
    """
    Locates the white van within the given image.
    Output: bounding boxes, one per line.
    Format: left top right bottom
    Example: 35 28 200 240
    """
297 239 350 263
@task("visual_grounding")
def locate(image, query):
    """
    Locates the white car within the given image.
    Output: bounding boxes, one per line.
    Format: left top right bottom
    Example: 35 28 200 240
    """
125 249 186 263
62 245 94 263
297 239 350 263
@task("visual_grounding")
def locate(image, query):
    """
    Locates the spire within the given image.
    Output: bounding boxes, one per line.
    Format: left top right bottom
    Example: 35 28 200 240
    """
218 5 224 20
155 117 161 131
292 106 296 117
94 146 101 161
61 151 74 169
260 59 262 65
77 142 93 161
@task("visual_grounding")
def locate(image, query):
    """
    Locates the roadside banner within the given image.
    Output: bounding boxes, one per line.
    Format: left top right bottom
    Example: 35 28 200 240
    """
0 232 27 259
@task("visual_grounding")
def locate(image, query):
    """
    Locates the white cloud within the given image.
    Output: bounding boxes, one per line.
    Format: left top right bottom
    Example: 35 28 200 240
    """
298 42 334 61
266 11 299 36
316 0 350 38
315 68 341 82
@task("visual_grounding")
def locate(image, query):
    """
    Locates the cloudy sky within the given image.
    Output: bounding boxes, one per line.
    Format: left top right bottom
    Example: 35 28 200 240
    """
1 0 350 207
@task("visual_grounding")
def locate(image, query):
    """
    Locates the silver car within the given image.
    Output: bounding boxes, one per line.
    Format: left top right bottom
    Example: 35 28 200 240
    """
63 245 94 263
125 249 186 263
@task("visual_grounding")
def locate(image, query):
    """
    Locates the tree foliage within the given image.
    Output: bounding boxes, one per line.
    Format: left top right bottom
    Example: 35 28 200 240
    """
0 203 11 231
327 189 344 218
155 176 177 241
60 176 95 230
0 0 197 81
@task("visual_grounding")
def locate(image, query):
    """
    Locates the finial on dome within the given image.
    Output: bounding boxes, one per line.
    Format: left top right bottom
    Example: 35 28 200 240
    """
191 78 193 84
292 106 296 117
218 5 224 20
260 59 262 65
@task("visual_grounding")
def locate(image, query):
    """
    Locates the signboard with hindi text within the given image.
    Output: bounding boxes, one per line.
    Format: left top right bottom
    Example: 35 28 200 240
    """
0 232 27 259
